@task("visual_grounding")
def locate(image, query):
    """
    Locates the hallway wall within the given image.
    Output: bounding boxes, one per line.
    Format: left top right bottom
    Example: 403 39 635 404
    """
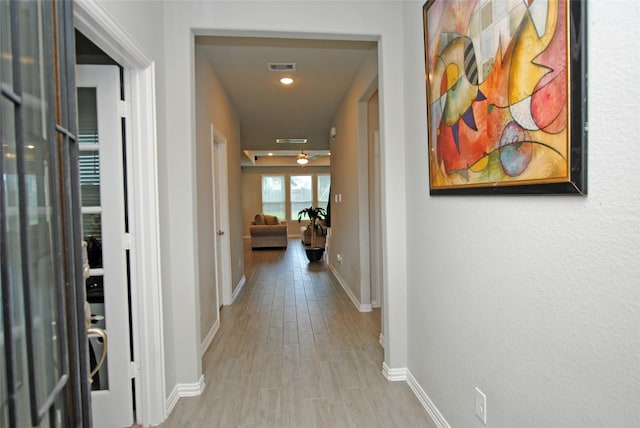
402 1 640 427
194 44 244 294
90 1 639 426
330 49 378 310
194 45 244 347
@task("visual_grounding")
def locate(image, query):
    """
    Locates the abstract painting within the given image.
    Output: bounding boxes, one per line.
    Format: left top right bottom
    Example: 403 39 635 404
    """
423 0 587 194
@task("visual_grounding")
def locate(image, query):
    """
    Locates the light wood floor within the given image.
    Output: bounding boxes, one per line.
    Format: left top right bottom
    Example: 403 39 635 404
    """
158 239 436 428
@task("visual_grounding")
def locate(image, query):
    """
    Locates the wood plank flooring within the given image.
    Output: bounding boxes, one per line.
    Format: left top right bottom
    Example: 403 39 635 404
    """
158 239 436 428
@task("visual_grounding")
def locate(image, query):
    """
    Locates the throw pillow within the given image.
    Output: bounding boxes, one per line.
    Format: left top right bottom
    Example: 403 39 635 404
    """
254 214 265 225
264 215 279 225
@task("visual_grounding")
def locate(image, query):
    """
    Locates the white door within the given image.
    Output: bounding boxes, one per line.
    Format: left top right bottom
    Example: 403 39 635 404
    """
211 126 233 305
76 65 134 428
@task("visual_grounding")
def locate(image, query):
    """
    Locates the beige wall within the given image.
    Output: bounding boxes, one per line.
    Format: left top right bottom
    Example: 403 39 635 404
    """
329 49 378 309
194 45 246 345
194 45 245 305
242 166 330 237
194 47 218 344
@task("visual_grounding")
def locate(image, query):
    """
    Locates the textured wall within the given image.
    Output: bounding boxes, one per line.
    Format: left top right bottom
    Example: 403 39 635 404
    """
403 1 640 427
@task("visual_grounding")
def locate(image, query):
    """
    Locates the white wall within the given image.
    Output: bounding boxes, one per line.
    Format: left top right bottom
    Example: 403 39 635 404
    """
87 1 640 426
330 49 378 309
89 0 189 399
402 1 640 427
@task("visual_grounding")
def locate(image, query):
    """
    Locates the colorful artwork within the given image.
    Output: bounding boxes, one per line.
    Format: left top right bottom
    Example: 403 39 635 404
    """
423 0 586 194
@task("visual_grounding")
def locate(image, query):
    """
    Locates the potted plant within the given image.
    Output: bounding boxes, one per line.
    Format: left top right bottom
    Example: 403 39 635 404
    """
297 206 327 262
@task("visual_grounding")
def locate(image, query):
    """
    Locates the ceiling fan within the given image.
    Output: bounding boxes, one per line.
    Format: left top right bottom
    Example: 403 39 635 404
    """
297 151 309 165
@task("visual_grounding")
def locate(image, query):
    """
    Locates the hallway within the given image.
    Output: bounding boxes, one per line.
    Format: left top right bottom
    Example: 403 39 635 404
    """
159 238 434 427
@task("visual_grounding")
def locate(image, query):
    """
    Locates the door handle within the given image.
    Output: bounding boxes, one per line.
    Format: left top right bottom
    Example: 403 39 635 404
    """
87 327 108 384
217 230 224 236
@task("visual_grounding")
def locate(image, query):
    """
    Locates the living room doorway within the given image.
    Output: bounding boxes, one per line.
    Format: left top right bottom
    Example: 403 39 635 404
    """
194 31 384 355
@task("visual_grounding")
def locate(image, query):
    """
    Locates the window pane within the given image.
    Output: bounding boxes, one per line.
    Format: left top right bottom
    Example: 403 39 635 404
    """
1 95 28 427
82 213 103 269
317 175 331 210
20 0 64 416
290 175 312 220
0 0 12 89
261 175 285 219
77 88 98 145
77 88 100 205
79 151 100 206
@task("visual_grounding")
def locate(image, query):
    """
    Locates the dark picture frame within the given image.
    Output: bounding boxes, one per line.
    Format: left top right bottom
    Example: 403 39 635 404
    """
423 0 587 195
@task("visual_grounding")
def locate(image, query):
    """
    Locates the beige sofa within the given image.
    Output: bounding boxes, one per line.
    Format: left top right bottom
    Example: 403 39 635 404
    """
250 214 288 249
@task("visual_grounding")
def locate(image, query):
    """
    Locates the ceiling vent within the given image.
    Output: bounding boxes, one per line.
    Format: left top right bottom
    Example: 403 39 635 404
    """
268 63 296 72
276 138 307 144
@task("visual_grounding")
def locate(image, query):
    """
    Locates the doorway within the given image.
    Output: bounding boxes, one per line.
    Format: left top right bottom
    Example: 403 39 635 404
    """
73 2 166 424
196 33 382 319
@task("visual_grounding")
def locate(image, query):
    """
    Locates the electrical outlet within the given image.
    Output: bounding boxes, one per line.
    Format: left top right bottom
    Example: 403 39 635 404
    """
336 254 343 263
475 387 487 424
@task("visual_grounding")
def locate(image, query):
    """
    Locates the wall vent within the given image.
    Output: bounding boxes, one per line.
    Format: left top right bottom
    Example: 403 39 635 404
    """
268 63 296 72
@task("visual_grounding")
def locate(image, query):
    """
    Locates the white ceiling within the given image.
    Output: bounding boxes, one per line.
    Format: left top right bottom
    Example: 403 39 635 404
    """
195 36 377 165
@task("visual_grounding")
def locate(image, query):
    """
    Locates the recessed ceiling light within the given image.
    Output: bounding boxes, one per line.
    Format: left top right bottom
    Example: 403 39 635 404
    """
280 77 294 85
268 152 274 156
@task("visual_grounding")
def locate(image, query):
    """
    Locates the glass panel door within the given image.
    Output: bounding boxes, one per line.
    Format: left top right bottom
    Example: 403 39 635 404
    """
1 0 88 426
76 65 134 428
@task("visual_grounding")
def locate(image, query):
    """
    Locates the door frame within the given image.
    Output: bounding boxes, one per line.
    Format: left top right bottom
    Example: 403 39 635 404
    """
74 3 166 425
211 127 233 306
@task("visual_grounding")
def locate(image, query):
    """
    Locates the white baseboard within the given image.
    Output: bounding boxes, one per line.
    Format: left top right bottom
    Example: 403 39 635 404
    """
381 362 407 381
232 275 246 303
200 318 220 357
165 375 206 417
372 300 380 308
165 385 180 417
328 264 372 312
381 363 451 428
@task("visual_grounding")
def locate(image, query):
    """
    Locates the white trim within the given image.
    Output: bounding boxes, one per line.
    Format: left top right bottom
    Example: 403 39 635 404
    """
329 264 372 312
73 0 151 68
406 371 452 428
372 300 380 308
127 63 167 427
379 333 384 348
232 275 247 303
74 2 166 426
180 376 206 397
165 385 180 418
164 376 206 417
200 318 220 357
381 364 451 428
381 362 407 382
